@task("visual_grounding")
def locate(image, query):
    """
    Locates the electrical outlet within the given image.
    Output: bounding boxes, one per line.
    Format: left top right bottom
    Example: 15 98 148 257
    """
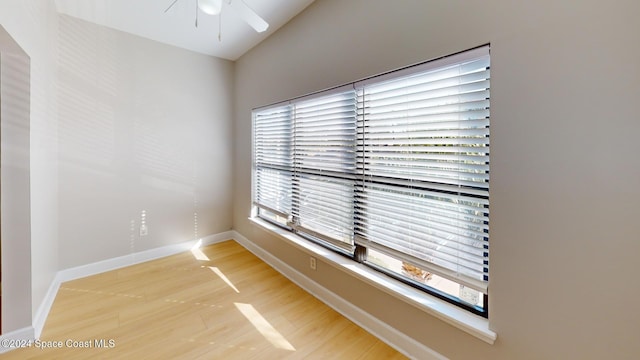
309 257 317 270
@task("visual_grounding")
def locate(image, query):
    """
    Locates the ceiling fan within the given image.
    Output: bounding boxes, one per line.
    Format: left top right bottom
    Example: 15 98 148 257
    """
165 0 269 36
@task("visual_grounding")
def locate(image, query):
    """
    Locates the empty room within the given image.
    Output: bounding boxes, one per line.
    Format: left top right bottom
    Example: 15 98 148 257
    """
1 0 639 359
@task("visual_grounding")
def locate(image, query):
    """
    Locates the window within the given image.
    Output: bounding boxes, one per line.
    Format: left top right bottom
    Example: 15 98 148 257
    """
252 45 490 316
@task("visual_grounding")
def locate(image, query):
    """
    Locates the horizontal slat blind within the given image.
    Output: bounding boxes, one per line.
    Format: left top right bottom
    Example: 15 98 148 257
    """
254 104 293 217
293 90 358 174
253 46 491 302
292 90 357 250
355 47 490 293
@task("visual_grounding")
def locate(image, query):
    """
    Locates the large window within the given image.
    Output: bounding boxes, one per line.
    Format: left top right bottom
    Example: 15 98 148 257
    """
252 46 490 316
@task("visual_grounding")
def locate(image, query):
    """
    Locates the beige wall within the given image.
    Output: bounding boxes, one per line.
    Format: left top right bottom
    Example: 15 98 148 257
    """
56 15 234 268
0 0 60 329
234 0 640 359
1 27 32 334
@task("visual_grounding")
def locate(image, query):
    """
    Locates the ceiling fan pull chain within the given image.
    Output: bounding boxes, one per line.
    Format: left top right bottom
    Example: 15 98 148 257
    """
218 11 222 41
164 0 180 13
195 0 199 27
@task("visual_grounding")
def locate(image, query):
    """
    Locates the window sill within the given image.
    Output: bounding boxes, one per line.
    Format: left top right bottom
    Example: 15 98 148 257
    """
248 217 497 345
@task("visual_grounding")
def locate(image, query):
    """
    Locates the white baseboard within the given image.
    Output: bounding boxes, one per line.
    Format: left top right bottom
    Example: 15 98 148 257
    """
55 231 234 284
231 230 447 360
33 231 233 339
33 278 61 339
0 326 35 354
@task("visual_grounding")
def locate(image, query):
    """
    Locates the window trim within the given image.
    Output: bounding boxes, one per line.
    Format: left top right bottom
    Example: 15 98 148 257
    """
249 216 497 344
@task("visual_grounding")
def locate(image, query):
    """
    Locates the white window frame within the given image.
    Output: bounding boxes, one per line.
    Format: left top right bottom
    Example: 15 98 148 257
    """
251 45 491 321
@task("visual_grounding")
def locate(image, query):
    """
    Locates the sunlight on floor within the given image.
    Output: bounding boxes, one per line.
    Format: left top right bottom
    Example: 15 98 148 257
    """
209 266 240 293
234 302 296 351
191 239 210 261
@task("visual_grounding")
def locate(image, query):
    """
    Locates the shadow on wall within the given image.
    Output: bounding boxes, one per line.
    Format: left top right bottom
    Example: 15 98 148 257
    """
56 15 209 260
57 16 198 192
0 24 32 336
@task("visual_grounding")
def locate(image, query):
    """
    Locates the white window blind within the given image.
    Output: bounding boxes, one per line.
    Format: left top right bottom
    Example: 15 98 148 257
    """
355 46 490 293
253 104 293 218
253 45 490 306
291 89 357 251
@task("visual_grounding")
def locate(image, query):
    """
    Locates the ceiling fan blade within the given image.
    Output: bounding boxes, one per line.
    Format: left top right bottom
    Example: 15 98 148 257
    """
229 0 269 33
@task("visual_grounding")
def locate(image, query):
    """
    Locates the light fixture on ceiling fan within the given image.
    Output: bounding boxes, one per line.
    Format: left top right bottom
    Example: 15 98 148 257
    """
198 0 222 15
165 0 269 34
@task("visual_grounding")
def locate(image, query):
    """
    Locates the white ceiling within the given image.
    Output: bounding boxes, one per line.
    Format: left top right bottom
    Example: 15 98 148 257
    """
54 0 315 60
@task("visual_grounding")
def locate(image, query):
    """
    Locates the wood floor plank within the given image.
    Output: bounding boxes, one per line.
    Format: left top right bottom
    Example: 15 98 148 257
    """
0 240 407 359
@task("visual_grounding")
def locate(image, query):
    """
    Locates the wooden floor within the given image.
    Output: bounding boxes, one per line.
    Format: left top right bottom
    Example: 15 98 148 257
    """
1 240 406 359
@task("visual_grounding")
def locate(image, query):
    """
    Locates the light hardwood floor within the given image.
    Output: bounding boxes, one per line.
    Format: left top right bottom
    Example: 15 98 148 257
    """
1 240 407 359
